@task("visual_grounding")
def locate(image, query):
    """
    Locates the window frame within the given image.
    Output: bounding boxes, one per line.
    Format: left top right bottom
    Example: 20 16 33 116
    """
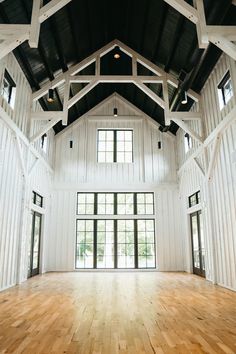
97 129 133 163
76 192 155 216
32 191 43 208
188 190 200 208
217 70 233 110
1 70 16 108
75 218 156 270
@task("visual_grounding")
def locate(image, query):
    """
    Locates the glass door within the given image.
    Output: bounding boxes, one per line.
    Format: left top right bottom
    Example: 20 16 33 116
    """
190 211 205 277
28 211 42 278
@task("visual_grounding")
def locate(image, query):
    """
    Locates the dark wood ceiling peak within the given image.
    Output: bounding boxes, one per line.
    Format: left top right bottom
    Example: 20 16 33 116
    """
0 0 235 134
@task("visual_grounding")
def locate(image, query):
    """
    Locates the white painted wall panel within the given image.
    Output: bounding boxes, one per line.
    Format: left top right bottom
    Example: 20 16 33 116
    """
177 53 236 291
54 96 177 187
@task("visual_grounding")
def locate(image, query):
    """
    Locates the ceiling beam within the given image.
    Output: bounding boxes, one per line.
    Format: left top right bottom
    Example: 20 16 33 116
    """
163 0 199 24
30 117 61 143
39 0 72 23
164 0 236 61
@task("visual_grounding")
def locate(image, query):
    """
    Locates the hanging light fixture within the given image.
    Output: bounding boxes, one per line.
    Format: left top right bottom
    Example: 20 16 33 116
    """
47 89 54 103
114 46 120 59
113 107 118 117
181 91 188 104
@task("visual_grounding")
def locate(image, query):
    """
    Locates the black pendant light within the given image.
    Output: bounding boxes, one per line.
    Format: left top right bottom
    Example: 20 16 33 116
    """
181 91 188 104
47 89 54 103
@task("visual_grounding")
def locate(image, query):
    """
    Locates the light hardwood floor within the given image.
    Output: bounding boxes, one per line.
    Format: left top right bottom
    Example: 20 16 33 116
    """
0 272 235 354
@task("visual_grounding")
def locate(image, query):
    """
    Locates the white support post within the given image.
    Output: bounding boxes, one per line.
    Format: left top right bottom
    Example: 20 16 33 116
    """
194 0 208 48
172 118 204 144
68 80 98 109
162 77 170 125
29 0 42 48
62 75 70 126
207 134 221 181
30 117 61 143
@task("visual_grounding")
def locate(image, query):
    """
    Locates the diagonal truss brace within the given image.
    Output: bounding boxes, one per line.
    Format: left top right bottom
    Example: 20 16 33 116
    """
163 0 236 60
0 0 73 58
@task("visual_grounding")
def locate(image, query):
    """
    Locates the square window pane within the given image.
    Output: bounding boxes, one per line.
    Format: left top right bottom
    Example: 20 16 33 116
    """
106 130 114 140
146 194 153 204
138 243 147 256
97 232 105 243
146 220 154 231
117 152 124 163
77 204 85 214
77 220 85 231
98 194 106 203
146 204 154 215
97 204 106 214
125 142 132 151
137 205 145 215
118 243 126 255
77 194 86 203
77 232 85 243
98 131 106 140
125 131 132 141
98 141 106 151
86 194 94 203
117 142 124 151
106 152 114 162
106 142 113 151
117 256 126 268
117 131 124 141
138 256 146 268
146 232 154 243
118 232 126 243
146 255 155 268
138 232 146 243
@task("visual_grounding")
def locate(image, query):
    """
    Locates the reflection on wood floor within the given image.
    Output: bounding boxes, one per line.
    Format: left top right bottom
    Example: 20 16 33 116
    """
0 272 235 353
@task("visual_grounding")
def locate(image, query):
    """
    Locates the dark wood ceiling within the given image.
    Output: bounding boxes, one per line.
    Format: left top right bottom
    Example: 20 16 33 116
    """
0 0 235 134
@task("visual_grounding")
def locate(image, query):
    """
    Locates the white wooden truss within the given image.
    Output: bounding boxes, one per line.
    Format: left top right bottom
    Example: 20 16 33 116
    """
0 0 72 59
31 39 202 143
164 0 236 60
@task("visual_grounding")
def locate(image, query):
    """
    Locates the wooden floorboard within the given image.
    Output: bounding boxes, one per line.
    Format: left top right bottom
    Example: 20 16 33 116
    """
0 272 235 354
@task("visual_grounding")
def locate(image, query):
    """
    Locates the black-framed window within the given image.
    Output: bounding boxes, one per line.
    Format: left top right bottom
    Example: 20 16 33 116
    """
77 193 95 214
137 193 154 215
97 129 133 163
75 219 156 269
189 191 200 208
32 191 43 207
97 193 114 215
77 192 154 215
217 71 233 110
1 70 16 109
76 220 94 268
117 193 134 214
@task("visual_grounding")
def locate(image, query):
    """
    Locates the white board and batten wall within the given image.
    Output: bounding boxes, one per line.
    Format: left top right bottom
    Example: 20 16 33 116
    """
177 53 236 291
49 95 184 272
0 52 55 291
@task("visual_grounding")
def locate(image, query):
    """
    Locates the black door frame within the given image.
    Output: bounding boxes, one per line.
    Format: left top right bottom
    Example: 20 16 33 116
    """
28 211 42 278
190 211 205 277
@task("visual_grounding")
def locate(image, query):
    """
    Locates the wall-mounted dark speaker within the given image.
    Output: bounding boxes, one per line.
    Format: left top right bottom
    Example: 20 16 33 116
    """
70 140 73 148
158 141 162 149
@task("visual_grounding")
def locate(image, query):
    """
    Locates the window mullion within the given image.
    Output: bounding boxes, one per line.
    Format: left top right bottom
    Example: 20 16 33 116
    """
114 219 117 269
94 219 97 269
134 219 138 269
114 130 117 163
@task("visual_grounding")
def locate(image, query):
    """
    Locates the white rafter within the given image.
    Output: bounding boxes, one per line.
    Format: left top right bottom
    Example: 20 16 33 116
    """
0 0 72 59
163 0 236 61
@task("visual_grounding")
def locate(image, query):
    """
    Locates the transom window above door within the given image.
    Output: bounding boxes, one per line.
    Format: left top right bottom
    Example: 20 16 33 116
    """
97 129 133 163
77 192 154 215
